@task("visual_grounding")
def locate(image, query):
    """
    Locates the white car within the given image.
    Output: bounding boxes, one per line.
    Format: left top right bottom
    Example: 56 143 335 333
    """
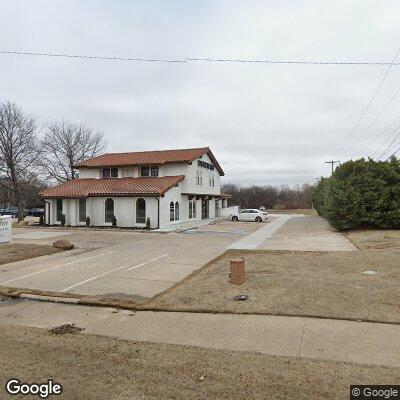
229 209 269 222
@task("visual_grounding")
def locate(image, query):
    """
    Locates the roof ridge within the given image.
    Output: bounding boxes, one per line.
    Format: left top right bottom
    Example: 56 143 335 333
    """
99 147 209 156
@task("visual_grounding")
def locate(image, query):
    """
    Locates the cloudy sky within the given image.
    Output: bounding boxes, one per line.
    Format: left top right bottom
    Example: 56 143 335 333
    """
1 0 400 185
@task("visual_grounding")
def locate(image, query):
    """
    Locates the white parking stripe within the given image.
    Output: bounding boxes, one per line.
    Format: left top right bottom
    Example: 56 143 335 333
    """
61 264 129 292
61 253 169 292
126 254 169 271
0 251 113 285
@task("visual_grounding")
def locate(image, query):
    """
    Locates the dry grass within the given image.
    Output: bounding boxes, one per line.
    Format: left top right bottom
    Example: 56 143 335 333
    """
144 230 400 323
346 229 400 250
267 208 317 215
0 244 61 266
0 324 398 400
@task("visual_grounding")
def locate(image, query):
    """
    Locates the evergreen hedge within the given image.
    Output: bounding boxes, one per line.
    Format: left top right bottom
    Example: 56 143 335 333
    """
313 157 400 230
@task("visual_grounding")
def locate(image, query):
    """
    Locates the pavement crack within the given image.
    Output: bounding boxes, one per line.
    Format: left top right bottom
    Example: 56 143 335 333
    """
298 318 307 357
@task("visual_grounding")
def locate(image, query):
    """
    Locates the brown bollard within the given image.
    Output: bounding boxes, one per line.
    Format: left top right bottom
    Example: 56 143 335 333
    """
230 259 245 284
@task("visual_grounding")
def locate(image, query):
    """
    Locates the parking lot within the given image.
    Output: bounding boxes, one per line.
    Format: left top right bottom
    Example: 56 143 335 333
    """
0 215 356 301
0 221 266 301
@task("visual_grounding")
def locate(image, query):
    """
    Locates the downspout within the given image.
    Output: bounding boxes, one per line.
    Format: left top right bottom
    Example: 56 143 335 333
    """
154 196 160 229
43 200 50 225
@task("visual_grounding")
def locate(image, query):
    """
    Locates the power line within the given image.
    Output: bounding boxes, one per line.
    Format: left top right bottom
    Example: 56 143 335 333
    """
0 50 186 63
339 46 400 153
188 58 400 65
345 84 400 154
377 126 400 160
368 113 400 149
384 145 400 160
369 116 400 158
3 50 400 65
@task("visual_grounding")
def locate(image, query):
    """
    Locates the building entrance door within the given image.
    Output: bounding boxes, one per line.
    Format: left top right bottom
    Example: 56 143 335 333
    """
201 199 209 219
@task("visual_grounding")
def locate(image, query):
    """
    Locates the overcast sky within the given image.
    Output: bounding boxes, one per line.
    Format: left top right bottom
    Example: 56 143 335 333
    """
1 0 400 185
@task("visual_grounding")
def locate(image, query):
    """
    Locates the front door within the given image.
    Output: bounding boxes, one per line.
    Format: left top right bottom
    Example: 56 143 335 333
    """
201 199 209 219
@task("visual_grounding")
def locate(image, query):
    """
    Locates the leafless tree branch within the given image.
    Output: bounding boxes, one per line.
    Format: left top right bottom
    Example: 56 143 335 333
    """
40 119 106 183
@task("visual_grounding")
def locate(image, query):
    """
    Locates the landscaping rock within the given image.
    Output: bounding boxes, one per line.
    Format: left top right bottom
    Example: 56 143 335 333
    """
49 324 84 335
18 220 28 226
53 240 74 250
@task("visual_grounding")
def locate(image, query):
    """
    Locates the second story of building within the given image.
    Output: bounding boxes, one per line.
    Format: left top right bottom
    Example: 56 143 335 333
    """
73 147 225 195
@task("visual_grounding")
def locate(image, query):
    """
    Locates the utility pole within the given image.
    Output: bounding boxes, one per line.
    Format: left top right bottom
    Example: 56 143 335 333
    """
325 160 340 174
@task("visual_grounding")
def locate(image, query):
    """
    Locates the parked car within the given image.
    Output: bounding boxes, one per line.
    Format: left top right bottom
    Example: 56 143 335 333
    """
28 208 45 217
229 209 269 222
1 207 28 218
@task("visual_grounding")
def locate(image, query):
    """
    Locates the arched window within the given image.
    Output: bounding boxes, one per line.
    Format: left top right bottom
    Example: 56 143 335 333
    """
170 201 175 221
189 201 193 219
136 198 146 223
193 200 196 218
105 198 114 223
175 201 179 221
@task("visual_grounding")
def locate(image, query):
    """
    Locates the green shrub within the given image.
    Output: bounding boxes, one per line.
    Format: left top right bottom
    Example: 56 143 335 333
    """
85 216 90 227
146 217 151 230
61 214 66 227
313 157 400 230
39 215 44 226
112 216 117 228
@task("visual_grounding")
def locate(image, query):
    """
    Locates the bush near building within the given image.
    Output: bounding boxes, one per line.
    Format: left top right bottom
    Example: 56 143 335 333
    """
313 157 400 230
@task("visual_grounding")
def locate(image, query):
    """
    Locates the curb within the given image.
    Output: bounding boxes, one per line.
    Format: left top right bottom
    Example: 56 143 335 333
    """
19 293 81 304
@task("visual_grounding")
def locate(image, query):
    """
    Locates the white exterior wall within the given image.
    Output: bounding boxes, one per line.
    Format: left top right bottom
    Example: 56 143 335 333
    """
46 151 224 229
45 196 159 228
78 169 101 179
76 153 221 197
159 184 186 229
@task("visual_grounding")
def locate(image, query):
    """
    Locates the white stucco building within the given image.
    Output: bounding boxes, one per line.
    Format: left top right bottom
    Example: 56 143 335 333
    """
40 147 230 230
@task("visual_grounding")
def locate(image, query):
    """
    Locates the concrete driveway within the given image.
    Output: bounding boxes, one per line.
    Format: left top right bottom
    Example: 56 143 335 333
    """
1 221 264 300
229 214 356 251
0 215 355 301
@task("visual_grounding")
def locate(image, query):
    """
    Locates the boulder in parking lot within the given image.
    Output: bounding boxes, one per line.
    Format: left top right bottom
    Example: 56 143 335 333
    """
53 239 74 250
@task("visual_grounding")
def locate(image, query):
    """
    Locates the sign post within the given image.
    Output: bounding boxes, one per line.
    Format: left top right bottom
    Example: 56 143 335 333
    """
0 216 12 244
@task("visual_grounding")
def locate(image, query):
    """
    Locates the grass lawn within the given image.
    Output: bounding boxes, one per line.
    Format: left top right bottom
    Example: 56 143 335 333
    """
0 324 398 400
0 244 61 266
144 230 400 323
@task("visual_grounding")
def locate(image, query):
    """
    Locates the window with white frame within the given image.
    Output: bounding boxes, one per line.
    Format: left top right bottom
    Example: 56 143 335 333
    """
170 202 175 221
196 170 203 186
175 201 179 220
189 201 193 219
193 200 196 218
209 174 215 187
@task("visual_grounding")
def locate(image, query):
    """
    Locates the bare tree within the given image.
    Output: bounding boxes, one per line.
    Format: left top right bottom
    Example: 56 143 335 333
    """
0 101 41 221
41 119 106 182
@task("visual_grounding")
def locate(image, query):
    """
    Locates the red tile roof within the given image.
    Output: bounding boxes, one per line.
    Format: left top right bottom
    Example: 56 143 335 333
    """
73 147 224 175
40 176 185 198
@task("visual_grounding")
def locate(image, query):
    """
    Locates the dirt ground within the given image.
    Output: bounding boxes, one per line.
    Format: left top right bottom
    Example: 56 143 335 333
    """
0 324 398 400
0 244 61 266
145 230 400 323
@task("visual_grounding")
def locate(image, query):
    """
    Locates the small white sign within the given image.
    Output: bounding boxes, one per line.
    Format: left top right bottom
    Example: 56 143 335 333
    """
0 215 12 243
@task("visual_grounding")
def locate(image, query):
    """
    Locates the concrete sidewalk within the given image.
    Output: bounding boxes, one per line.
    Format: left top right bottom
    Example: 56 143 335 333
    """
228 215 292 249
231 214 357 251
1 298 399 368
